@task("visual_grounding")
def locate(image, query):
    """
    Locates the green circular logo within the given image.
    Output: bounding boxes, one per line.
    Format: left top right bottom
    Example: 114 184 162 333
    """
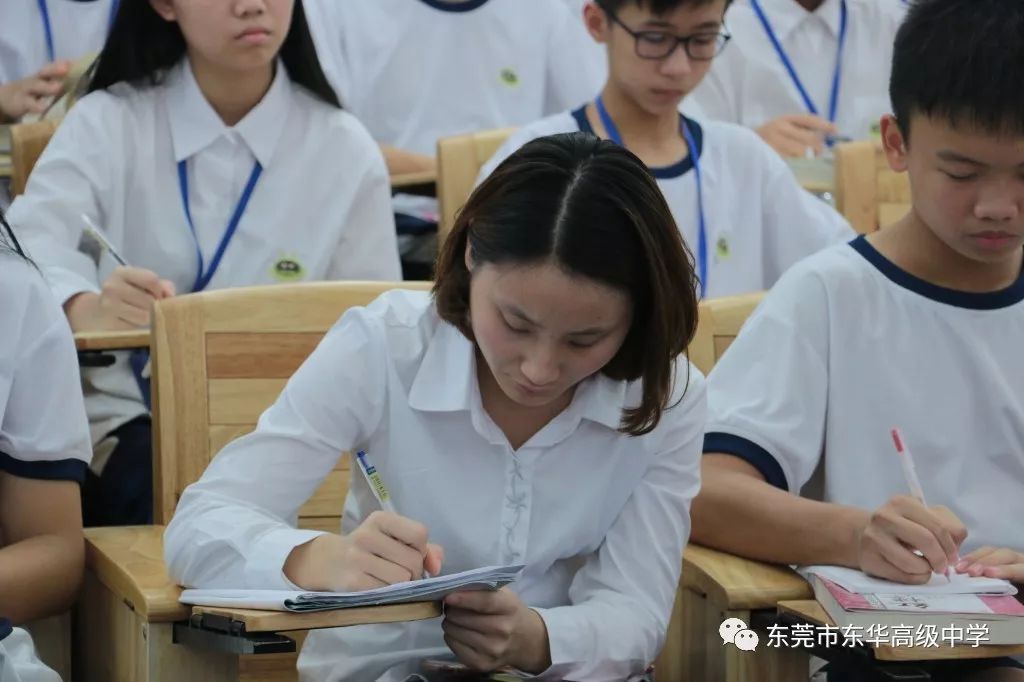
500 68 519 87
272 257 305 282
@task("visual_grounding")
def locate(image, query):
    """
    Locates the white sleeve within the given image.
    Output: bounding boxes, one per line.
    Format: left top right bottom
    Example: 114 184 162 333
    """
533 366 706 682
326 121 401 281
542 3 603 114
7 95 120 305
703 265 831 492
0 270 91 481
164 303 391 590
759 143 854 285
475 126 548 187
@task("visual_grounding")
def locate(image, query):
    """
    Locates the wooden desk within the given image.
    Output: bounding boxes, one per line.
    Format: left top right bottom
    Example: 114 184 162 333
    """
390 169 437 189
74 329 151 351
79 526 442 682
778 599 1024 675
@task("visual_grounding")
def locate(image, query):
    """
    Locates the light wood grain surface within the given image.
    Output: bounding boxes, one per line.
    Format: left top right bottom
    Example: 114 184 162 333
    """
74 329 151 351
682 544 812 611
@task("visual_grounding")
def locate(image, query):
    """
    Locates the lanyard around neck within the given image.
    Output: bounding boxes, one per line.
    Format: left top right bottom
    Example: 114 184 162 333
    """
595 95 709 298
177 159 263 293
37 0 120 63
750 0 849 124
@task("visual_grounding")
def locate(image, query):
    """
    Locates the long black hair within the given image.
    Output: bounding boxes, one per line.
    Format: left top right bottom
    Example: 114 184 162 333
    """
87 0 341 108
1 210 31 262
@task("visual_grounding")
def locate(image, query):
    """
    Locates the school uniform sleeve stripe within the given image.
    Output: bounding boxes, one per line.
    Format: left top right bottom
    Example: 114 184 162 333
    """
702 432 788 490
0 451 88 483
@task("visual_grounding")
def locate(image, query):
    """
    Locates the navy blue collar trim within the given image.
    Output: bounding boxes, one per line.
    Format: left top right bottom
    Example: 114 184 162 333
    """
0 618 11 642
0 451 88 483
850 235 1024 310
570 105 702 180
417 0 490 11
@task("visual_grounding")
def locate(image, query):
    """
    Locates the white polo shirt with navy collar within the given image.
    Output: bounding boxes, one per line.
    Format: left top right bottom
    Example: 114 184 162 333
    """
478 107 853 297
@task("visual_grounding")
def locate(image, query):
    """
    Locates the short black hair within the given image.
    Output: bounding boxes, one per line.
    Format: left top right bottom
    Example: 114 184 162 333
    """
88 0 340 109
597 0 732 14
891 0 1024 139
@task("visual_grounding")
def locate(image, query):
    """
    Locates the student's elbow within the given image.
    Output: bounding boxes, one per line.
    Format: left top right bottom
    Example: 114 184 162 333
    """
689 453 767 546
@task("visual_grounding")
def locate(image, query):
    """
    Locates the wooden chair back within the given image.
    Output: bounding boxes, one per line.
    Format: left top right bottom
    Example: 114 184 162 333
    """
10 119 59 196
436 127 516 245
689 293 765 375
150 281 432 527
834 140 912 234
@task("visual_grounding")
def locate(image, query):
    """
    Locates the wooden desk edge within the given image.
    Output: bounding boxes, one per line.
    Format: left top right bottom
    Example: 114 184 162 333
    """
778 599 1024 662
192 601 442 633
74 329 152 351
390 170 437 189
682 544 812 610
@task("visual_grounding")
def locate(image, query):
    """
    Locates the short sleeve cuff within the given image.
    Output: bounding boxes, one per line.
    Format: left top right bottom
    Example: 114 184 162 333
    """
244 528 328 590
0 450 87 483
703 432 789 490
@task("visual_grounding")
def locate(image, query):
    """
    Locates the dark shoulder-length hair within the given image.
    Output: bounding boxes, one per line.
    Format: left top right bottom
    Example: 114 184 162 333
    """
433 132 700 436
87 0 340 108
1 210 32 263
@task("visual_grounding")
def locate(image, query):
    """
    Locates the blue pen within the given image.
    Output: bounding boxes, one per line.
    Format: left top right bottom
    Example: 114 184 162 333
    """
355 450 397 515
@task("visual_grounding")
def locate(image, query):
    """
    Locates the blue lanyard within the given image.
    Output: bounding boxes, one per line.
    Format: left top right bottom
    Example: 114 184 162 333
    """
37 0 120 63
595 95 709 298
750 0 848 124
177 159 263 293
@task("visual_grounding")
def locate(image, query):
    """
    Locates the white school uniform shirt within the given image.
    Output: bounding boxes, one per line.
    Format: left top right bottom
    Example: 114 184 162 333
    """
165 290 707 682
0 0 116 84
0 254 92 682
704 237 1024 554
9 58 401 445
478 109 853 297
688 0 906 142
303 0 605 156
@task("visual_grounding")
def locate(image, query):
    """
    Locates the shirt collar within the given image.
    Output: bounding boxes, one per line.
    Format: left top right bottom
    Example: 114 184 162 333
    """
166 57 291 167
408 320 628 432
756 0 844 40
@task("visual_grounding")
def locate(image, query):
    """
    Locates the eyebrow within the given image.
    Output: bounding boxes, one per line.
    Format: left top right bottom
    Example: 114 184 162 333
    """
503 305 611 337
640 20 721 30
936 150 986 166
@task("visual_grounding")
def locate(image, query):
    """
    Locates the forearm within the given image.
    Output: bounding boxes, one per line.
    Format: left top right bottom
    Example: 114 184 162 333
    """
691 455 868 567
0 532 83 623
379 144 436 175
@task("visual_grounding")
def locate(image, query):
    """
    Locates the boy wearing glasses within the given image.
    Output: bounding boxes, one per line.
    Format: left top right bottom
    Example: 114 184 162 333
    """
688 0 906 158
479 0 852 298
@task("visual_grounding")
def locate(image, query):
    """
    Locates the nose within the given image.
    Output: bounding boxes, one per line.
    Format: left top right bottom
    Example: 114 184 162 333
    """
659 42 693 76
520 342 560 387
974 182 1021 222
235 0 266 17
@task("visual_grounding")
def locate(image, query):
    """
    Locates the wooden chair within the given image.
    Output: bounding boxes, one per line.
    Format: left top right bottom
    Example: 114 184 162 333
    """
834 140 912 235
436 127 516 244
76 281 437 682
655 292 816 681
10 119 59 196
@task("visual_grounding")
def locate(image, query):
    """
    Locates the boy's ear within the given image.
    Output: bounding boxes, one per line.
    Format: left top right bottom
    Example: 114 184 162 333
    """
880 114 909 173
583 2 612 44
149 0 176 21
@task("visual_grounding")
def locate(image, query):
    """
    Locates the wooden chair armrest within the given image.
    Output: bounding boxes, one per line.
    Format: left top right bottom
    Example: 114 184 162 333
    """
191 602 442 633
682 543 812 611
84 525 188 623
74 329 152 352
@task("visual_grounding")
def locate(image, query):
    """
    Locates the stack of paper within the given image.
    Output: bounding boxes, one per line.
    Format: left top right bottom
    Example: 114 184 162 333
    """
180 564 525 612
802 564 1017 596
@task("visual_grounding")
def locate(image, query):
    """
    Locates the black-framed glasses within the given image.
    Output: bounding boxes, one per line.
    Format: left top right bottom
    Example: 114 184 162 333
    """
597 1 731 61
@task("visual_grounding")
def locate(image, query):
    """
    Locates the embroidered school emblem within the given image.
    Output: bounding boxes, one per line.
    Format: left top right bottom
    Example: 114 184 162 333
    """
716 236 731 261
499 68 520 87
271 256 305 282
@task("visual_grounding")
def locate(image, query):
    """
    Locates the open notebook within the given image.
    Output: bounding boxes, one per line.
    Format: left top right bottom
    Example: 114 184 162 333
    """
180 564 525 612
801 565 1018 596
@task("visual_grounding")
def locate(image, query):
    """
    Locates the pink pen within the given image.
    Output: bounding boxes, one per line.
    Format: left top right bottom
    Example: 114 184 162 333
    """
891 428 953 581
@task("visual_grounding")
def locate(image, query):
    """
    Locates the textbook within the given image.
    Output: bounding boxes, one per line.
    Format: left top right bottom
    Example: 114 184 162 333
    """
801 564 1018 596
811 576 1024 646
180 564 525 612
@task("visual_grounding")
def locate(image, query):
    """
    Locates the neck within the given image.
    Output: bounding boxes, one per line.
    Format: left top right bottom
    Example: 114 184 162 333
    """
596 84 681 147
188 55 274 127
795 0 826 11
869 212 1024 293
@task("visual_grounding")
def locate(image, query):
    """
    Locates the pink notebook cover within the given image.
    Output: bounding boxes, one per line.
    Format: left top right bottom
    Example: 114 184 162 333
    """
819 578 1024 616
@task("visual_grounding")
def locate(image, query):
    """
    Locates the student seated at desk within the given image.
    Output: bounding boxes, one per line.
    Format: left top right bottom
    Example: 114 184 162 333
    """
0 214 92 682
686 0 906 158
8 0 401 528
478 0 852 298
693 0 1024 677
165 133 706 682
0 0 118 122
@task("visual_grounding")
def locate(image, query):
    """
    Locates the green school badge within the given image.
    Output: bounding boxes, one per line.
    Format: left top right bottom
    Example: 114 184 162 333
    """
499 68 520 87
271 255 305 282
716 236 731 261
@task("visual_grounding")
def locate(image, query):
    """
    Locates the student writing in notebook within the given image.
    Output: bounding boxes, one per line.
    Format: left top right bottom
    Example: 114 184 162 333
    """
692 0 1024 677
0 214 93 682
478 0 853 298
8 0 401 528
687 0 906 158
0 0 118 121
165 133 707 681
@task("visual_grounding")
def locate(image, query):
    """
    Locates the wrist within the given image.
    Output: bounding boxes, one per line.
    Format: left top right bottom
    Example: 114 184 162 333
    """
283 534 332 591
836 505 871 569
511 607 551 674
63 292 101 332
